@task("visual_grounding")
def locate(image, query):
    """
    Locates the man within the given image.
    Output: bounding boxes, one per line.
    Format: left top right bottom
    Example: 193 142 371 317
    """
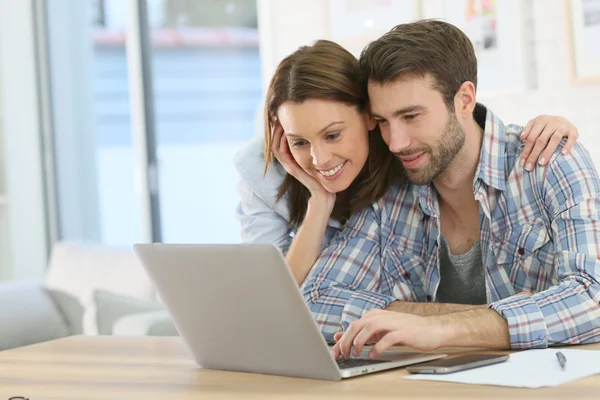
300 19 600 359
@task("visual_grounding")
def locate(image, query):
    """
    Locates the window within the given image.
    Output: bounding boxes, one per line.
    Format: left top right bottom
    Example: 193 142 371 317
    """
46 0 261 247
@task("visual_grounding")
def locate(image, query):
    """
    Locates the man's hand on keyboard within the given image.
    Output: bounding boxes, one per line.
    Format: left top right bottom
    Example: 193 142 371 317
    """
331 310 443 360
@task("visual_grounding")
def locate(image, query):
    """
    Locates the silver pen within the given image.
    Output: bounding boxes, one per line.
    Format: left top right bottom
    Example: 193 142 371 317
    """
556 351 567 370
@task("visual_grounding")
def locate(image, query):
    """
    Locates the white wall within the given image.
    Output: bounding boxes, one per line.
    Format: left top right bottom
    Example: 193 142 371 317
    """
0 0 49 281
0 46 12 281
481 0 600 168
258 0 600 164
257 0 330 92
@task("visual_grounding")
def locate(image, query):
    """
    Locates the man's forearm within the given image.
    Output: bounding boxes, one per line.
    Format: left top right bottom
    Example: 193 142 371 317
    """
431 308 511 349
384 301 487 316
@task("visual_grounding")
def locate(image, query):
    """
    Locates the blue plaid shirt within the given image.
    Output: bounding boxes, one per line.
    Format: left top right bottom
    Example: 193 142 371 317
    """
301 105 600 349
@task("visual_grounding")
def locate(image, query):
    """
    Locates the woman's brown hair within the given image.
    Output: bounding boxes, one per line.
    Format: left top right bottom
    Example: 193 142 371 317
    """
263 40 402 227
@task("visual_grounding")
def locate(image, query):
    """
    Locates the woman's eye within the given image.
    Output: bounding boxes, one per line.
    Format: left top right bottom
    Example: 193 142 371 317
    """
291 140 307 147
326 132 340 140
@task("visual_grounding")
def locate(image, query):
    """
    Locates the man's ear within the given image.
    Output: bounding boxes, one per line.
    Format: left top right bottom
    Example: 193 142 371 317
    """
454 81 477 118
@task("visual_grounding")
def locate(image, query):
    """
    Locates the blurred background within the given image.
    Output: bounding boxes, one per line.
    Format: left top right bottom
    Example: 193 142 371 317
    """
0 0 599 282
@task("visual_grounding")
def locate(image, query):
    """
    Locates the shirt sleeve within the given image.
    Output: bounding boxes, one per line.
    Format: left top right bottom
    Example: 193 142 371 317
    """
300 206 397 342
235 178 293 255
490 143 600 349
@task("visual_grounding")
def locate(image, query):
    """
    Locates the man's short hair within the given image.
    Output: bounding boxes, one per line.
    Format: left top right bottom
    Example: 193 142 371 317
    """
359 19 478 110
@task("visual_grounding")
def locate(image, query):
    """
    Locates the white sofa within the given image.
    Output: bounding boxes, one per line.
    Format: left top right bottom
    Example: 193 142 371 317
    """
0 241 177 351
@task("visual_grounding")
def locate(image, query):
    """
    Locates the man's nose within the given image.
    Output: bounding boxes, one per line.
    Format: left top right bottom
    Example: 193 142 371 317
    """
387 124 412 153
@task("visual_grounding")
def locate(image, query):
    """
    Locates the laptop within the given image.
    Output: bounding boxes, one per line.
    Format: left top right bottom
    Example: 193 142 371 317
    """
133 243 445 380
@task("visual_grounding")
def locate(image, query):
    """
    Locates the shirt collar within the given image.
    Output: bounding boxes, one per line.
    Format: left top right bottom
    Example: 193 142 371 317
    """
417 103 507 217
474 103 507 192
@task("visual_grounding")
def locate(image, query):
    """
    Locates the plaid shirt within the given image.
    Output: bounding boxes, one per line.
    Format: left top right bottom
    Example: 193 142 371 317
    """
301 105 600 349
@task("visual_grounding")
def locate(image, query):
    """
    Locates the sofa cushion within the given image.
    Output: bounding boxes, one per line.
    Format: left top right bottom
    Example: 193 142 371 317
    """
113 310 178 336
0 283 70 350
47 289 84 335
93 289 165 335
45 241 156 334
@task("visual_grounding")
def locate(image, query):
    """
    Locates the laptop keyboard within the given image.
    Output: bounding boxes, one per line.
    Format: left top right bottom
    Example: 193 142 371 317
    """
335 358 388 370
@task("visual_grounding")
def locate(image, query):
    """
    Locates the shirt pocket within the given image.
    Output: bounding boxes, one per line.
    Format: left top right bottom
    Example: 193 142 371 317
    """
494 220 555 292
382 249 428 302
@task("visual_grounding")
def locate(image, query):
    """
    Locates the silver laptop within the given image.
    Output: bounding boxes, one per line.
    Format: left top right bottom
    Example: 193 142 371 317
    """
133 243 445 380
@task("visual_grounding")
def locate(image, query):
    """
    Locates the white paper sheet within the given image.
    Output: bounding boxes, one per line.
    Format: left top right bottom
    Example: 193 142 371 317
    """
404 349 600 388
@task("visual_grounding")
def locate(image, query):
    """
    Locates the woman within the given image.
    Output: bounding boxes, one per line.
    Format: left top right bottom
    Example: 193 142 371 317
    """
234 40 579 285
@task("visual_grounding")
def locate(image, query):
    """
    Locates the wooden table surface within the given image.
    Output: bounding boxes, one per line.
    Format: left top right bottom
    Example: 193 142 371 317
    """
0 336 599 399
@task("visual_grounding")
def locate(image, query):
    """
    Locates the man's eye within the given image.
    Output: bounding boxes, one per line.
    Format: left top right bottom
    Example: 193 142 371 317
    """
376 119 388 125
404 114 419 120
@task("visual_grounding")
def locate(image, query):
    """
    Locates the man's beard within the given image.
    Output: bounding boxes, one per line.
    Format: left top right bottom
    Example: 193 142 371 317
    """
395 112 466 185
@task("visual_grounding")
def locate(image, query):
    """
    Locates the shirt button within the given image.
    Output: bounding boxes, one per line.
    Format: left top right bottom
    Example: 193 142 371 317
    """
403 272 411 280
426 295 433 302
518 247 525 256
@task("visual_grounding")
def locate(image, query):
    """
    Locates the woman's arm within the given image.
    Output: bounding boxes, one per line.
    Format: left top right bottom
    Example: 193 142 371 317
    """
270 123 336 286
284 197 334 285
235 179 293 254
236 180 337 284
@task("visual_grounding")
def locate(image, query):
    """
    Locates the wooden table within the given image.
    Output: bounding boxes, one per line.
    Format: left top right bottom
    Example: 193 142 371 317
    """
0 336 599 399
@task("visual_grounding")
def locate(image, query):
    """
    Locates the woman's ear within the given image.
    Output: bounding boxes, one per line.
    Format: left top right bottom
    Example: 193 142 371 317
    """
366 115 377 131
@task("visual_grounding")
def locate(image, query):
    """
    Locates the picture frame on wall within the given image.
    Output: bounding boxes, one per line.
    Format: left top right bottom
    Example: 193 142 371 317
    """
328 0 420 57
420 0 536 97
565 0 600 84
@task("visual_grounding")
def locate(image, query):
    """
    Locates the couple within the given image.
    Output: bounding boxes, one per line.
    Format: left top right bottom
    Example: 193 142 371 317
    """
235 20 599 359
